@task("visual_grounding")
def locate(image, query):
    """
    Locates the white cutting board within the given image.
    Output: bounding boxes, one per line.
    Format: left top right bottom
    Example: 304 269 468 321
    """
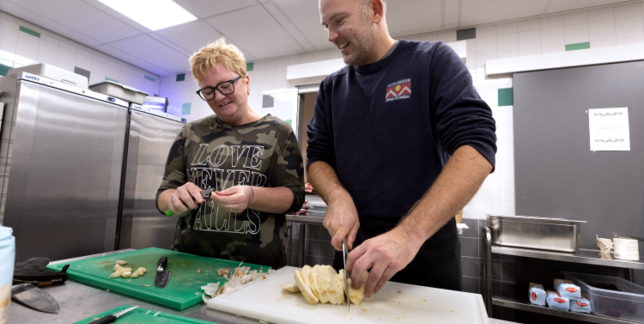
207 266 489 324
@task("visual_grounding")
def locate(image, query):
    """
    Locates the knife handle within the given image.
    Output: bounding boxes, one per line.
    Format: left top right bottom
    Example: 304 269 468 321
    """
90 315 117 324
158 256 168 269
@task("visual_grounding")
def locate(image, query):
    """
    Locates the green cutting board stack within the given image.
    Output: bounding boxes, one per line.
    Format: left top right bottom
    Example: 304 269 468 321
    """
73 305 214 324
47 247 268 309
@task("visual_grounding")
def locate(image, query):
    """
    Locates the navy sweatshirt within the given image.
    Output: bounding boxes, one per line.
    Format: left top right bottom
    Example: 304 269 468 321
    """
306 40 497 221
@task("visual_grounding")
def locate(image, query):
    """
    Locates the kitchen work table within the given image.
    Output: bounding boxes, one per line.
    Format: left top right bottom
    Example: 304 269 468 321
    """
9 249 518 324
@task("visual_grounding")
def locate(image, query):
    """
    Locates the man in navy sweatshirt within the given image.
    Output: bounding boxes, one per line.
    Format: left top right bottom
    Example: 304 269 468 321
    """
307 0 497 297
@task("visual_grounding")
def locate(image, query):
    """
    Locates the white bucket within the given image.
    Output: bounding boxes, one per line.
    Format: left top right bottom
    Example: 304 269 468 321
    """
613 237 639 261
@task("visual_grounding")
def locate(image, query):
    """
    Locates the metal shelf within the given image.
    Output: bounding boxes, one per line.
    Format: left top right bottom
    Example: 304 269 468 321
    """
491 245 644 270
492 295 641 324
285 213 324 224
483 226 644 323
285 213 325 267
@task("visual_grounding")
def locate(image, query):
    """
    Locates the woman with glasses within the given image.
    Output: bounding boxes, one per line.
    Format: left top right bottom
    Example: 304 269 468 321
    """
156 38 305 269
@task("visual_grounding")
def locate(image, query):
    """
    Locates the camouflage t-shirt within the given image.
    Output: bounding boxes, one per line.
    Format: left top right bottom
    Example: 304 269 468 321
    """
157 114 305 269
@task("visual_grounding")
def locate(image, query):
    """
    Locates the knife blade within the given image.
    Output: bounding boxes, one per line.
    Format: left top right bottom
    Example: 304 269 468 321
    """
90 306 138 324
154 256 171 288
342 238 350 312
11 283 59 314
165 188 213 216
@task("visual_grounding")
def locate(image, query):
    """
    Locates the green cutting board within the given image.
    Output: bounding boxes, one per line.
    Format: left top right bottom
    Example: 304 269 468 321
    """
47 248 268 310
72 305 215 324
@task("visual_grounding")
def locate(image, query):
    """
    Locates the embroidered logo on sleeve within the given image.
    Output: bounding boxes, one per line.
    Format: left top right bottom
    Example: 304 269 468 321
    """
385 78 411 102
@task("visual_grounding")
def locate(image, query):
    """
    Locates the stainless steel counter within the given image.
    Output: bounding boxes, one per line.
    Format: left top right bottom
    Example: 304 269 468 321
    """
285 212 325 224
286 212 325 267
8 250 259 324
9 249 519 324
491 245 644 270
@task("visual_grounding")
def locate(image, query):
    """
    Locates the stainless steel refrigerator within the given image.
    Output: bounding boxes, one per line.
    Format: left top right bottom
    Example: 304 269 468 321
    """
0 72 129 261
117 107 185 250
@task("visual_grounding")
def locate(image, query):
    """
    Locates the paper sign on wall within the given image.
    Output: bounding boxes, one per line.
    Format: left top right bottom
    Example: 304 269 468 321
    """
588 107 630 151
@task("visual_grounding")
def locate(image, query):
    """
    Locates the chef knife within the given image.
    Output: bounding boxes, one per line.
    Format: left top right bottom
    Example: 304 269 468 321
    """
11 283 59 314
90 306 139 324
154 256 171 288
342 238 350 312
165 187 213 216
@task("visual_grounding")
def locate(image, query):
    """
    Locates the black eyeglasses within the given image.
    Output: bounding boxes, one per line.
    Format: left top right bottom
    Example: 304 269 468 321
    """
196 75 242 101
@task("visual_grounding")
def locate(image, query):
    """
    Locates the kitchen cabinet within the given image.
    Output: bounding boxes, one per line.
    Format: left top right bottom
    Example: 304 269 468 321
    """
286 211 325 267
482 226 644 324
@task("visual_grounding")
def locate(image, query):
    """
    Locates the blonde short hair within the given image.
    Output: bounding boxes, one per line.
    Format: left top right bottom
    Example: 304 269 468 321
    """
190 38 247 83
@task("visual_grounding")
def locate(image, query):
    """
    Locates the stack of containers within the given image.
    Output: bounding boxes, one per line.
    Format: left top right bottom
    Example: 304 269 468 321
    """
530 272 644 322
529 279 591 313
89 81 148 106
552 279 591 313
564 271 644 322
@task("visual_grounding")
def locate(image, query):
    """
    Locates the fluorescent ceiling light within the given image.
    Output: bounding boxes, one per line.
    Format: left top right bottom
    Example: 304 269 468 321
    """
98 0 197 31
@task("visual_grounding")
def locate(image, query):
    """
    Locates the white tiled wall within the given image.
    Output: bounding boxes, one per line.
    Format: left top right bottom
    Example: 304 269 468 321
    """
458 1 643 220
159 48 341 122
161 1 644 221
4 1 644 221
0 11 160 97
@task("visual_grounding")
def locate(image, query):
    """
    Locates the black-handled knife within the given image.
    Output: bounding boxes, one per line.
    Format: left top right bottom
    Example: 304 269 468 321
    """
158 256 167 268
154 256 171 288
90 306 138 323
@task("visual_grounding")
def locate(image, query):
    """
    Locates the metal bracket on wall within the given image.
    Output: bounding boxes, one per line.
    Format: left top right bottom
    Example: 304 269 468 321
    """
482 226 493 318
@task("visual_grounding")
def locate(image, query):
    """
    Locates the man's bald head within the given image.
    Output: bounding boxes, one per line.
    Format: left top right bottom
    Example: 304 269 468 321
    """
319 0 392 65
358 0 386 17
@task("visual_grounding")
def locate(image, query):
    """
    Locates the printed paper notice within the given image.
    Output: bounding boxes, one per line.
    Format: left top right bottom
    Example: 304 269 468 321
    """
588 107 630 151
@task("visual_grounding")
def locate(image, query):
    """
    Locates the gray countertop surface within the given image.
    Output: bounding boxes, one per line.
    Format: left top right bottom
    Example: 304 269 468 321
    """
8 249 519 324
8 249 253 324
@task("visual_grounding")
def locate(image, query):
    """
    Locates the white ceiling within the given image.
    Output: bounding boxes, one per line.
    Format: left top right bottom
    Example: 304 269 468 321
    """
0 0 635 76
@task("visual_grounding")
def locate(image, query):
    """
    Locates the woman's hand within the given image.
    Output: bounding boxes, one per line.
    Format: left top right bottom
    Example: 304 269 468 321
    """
168 182 204 216
211 186 253 213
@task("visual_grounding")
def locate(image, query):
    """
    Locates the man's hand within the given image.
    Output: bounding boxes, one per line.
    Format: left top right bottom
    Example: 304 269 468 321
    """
344 145 492 297
323 195 360 251
168 182 204 216
308 161 361 251
346 227 422 297
211 186 253 213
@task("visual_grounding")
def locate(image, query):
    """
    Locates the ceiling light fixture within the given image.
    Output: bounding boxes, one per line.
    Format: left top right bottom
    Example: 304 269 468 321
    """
98 0 197 31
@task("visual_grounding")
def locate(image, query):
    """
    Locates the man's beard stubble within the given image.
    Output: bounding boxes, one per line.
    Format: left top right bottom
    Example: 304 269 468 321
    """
343 19 377 65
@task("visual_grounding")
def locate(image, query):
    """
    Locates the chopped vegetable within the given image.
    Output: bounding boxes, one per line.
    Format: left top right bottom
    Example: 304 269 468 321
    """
109 261 144 279
202 265 275 299
291 265 369 306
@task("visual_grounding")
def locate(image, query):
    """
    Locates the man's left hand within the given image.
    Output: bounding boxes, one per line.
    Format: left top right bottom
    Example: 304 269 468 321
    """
346 227 422 297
